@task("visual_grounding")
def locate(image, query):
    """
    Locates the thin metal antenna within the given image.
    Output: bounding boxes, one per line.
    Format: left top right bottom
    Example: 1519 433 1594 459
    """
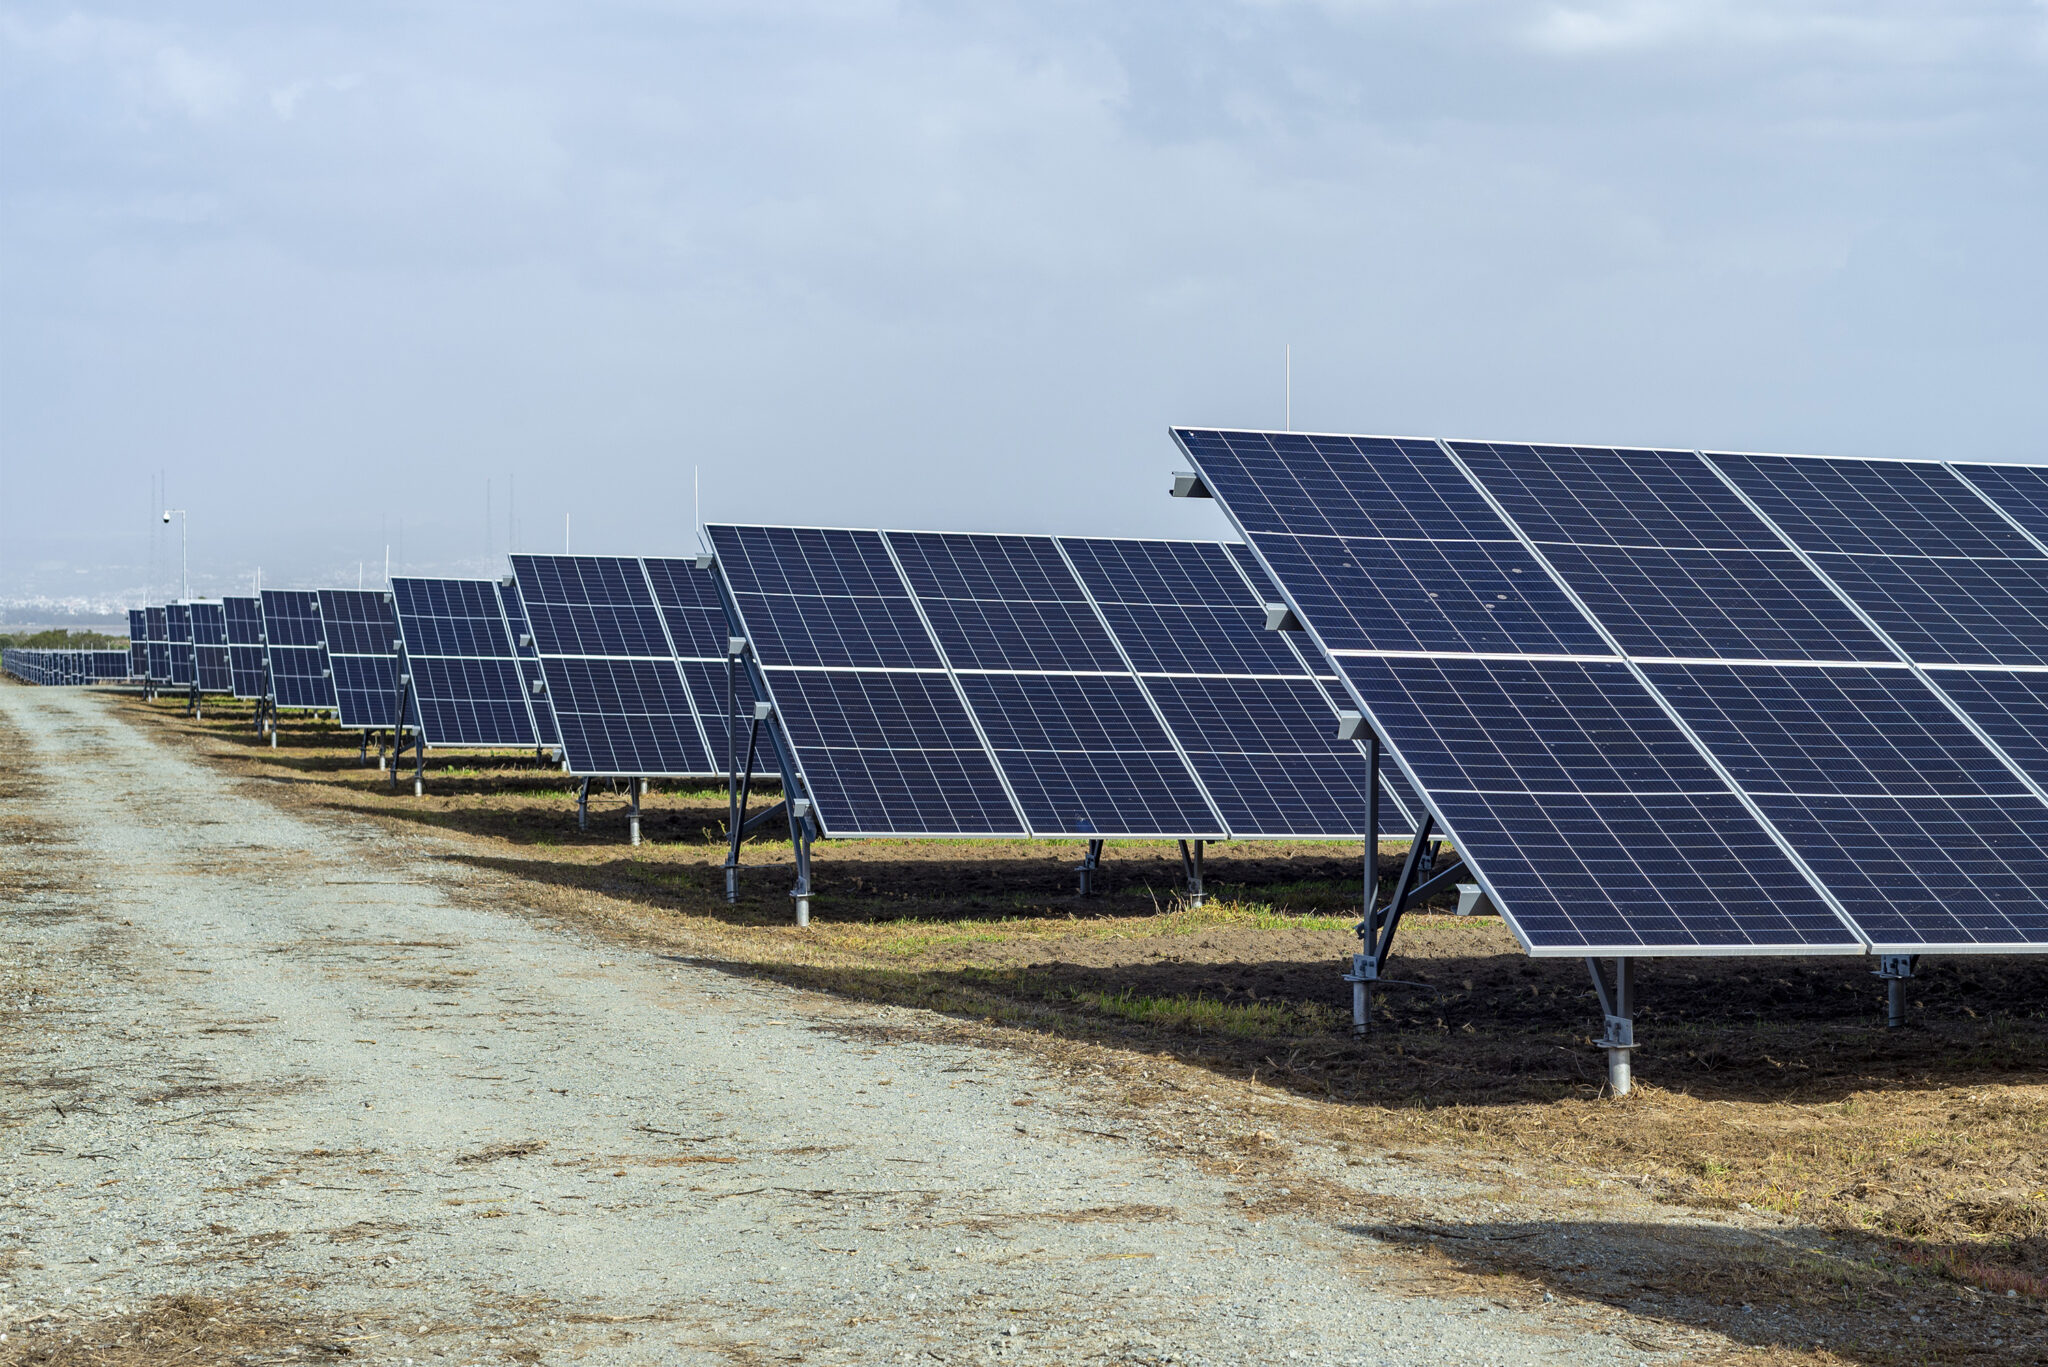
694 465 703 552
1285 344 1291 431
359 562 364 589
384 545 389 586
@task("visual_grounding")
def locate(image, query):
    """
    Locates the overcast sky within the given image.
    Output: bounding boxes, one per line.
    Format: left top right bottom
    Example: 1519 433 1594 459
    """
4 1 2046 609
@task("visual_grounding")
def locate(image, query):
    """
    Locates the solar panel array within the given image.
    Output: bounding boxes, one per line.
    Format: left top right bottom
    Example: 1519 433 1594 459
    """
128 610 148 678
508 554 721 776
1176 429 2048 957
708 525 1416 841
259 590 338 710
145 607 171 684
4 649 130 685
389 578 542 748
497 577 561 748
189 601 234 694
222 596 268 699
319 589 412 731
165 603 196 687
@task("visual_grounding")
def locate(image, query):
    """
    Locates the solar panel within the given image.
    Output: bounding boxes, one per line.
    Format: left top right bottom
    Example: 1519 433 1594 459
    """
508 555 717 777
318 589 406 731
189 602 233 694
128 610 147 678
1182 429 2048 956
219 597 268 698
640 556 765 774
1647 662 2048 950
1174 428 1862 956
1705 452 2048 666
495 578 560 748
145 607 170 684
166 603 196 686
259 590 337 711
1059 536 1419 838
710 524 1440 844
708 526 1024 836
1450 442 1893 663
389 578 538 748
1953 461 2048 546
888 531 1223 839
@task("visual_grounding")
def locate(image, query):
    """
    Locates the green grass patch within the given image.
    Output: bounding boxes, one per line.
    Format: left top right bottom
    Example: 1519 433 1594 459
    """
1068 986 1342 1038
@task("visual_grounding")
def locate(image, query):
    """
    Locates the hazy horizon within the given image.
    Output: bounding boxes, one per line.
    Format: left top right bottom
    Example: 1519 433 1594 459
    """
6 2 2046 616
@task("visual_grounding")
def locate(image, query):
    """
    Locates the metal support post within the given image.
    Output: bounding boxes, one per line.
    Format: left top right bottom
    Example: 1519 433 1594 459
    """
790 799 814 926
628 778 642 847
1586 958 1639 1097
1348 811 1433 1035
413 738 424 798
1875 954 1917 1028
724 705 767 902
1178 839 1205 906
1076 840 1105 896
377 731 387 771
577 777 590 831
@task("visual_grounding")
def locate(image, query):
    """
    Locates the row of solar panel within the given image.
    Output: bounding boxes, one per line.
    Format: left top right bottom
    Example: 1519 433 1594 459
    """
700 529 1420 841
2 649 132 686
1176 431 2048 958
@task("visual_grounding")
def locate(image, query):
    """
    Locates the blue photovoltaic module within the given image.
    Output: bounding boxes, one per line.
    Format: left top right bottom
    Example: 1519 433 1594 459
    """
508 555 716 776
259 590 337 711
390 578 539 749
317 589 410 731
1177 427 2048 955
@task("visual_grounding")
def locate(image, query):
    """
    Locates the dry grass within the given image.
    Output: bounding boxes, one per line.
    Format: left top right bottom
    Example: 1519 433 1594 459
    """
101 694 2048 1364
0 1293 349 1367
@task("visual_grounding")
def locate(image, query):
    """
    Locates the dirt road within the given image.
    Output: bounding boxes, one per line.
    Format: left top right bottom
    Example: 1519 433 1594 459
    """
0 684 1686 1365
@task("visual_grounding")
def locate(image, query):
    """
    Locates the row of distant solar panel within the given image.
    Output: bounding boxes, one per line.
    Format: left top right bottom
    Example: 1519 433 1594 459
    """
3 649 132 684
1175 429 2048 958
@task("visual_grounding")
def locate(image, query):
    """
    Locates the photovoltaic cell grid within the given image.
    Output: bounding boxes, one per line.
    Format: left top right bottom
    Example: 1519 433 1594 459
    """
129 610 147 677
318 589 409 731
259 591 337 711
508 555 716 777
145 607 170 684
189 602 233 694
709 525 1024 837
496 579 561 749
390 578 538 749
223 596 268 699
640 556 767 775
1176 428 1861 955
889 530 1222 839
709 524 1411 843
166 603 196 687
1178 427 2048 955
1058 536 1419 838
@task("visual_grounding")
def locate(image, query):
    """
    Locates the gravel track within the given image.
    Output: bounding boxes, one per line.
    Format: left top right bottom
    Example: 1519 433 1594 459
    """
0 685 1682 1365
